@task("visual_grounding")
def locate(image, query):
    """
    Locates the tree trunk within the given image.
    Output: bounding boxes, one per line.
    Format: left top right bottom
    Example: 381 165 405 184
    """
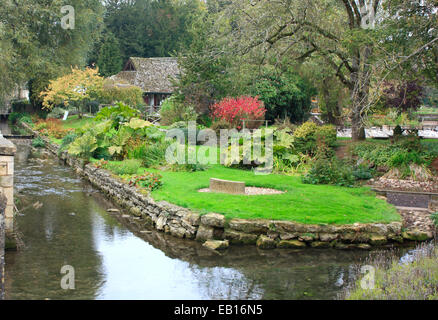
351 111 366 141
350 46 372 141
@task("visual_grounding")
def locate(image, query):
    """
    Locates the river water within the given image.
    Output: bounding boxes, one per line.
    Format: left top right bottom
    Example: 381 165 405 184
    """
4 142 394 300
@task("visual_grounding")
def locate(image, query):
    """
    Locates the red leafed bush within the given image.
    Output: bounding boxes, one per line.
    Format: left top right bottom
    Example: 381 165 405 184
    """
210 96 266 129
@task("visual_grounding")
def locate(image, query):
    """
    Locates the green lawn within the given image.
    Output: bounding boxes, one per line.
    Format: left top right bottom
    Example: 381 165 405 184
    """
145 165 400 225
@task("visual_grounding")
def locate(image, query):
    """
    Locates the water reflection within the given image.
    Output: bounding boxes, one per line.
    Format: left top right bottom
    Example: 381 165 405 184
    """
5 143 386 300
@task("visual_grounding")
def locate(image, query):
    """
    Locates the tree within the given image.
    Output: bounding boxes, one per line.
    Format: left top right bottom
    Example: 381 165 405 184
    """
98 0 205 63
40 67 104 113
97 32 123 77
202 0 437 140
383 80 424 114
175 5 233 115
251 69 315 123
0 0 104 107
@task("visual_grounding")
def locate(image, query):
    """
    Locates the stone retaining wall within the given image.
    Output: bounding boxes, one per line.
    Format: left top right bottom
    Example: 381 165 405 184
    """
0 193 7 300
22 122 424 250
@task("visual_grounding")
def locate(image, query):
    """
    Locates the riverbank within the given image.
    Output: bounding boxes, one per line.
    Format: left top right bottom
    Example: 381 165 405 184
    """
6 146 382 299
343 241 438 300
21 121 434 250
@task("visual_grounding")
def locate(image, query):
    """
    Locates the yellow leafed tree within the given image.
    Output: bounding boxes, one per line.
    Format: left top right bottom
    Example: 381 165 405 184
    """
40 67 104 110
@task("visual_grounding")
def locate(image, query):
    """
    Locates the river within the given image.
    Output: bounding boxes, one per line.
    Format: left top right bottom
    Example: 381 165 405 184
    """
4 142 394 300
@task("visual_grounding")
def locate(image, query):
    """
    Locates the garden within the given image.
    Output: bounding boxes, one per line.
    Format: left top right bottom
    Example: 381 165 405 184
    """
7 61 437 231
14 101 422 227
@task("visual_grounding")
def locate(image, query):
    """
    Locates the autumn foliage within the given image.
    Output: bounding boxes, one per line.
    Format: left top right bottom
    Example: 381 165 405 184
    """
40 67 104 110
210 96 266 129
34 118 74 139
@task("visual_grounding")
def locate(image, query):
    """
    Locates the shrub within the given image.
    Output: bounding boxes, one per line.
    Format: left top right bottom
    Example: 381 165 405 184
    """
107 159 142 175
251 71 315 123
210 119 232 133
353 165 373 180
431 212 438 227
353 138 433 171
389 151 424 168
95 102 140 129
58 133 78 154
34 122 48 131
67 133 98 160
93 147 112 160
31 137 45 148
393 125 403 138
210 96 266 129
34 118 72 139
170 163 209 172
20 115 33 124
274 117 297 132
8 112 26 125
99 81 145 107
93 159 108 169
128 172 163 191
160 97 197 126
128 142 169 168
293 122 337 156
302 158 356 187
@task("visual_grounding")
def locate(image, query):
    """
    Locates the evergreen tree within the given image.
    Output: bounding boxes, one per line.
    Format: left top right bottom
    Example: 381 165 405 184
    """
97 33 123 77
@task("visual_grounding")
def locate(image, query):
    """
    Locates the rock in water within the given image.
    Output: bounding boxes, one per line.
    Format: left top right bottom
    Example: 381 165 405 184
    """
203 240 229 251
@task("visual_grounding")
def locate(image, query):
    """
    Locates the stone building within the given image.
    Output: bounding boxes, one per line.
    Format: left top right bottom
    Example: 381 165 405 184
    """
0 83 29 115
110 57 180 114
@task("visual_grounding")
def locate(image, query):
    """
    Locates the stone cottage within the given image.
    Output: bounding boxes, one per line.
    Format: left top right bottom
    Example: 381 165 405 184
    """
110 57 180 114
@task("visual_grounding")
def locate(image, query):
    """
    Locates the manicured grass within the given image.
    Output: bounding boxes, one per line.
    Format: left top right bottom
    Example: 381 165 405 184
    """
145 165 400 225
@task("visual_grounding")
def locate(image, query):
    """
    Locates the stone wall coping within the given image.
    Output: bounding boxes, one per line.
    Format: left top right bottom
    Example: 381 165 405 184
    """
372 188 438 197
0 135 16 156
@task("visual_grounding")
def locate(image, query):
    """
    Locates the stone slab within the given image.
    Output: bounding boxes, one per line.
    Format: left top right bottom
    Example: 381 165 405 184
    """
210 178 245 195
387 192 430 209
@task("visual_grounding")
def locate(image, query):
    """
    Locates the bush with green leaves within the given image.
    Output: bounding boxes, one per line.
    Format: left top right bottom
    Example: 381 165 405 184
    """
95 102 140 129
8 112 33 125
272 128 309 173
293 122 337 156
352 164 373 180
302 157 356 187
170 163 209 172
160 97 197 126
431 212 438 227
67 132 98 160
353 138 437 170
8 112 25 125
99 82 145 108
389 151 423 168
106 159 142 175
128 141 170 168
31 137 45 148
251 70 315 123
127 172 163 191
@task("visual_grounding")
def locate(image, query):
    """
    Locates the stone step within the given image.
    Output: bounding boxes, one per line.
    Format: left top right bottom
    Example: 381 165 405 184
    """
396 206 431 212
